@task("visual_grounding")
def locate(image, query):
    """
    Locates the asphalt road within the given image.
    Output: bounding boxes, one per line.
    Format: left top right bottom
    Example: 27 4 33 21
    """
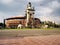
0 29 60 37
0 30 60 45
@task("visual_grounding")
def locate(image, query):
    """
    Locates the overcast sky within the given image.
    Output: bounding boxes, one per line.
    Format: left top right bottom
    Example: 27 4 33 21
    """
0 0 60 24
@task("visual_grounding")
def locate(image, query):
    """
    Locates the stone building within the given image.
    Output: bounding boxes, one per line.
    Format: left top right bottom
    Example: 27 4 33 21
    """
4 2 41 28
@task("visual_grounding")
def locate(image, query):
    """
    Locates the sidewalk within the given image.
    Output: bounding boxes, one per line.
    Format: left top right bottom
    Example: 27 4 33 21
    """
0 35 60 45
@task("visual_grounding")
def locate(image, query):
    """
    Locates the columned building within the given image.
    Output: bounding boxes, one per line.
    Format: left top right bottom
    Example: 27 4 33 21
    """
4 2 41 28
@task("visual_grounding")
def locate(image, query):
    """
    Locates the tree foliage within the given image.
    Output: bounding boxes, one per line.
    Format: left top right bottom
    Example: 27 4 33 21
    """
41 21 60 28
0 23 5 29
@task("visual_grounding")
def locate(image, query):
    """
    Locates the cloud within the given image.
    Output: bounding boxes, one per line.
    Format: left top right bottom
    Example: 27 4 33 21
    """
34 0 60 24
40 0 54 6
52 8 60 16
57 0 60 3
35 7 53 21
27 0 43 3
0 0 26 14
0 12 8 22
40 7 53 15
0 11 25 22
0 0 60 24
0 0 14 5
40 15 60 24
48 0 60 9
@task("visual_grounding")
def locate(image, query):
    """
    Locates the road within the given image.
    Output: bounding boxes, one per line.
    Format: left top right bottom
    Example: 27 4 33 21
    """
0 30 60 45
0 35 60 45
0 29 60 37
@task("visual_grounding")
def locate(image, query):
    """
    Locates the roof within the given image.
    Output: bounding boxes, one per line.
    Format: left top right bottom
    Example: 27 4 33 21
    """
34 18 41 23
5 16 26 20
34 18 40 20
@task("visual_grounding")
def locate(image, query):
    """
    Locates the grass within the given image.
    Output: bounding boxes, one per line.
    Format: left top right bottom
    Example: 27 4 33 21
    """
1 28 60 30
41 28 60 30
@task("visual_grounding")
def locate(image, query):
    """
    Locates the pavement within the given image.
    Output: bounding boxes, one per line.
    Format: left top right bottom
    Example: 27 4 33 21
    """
0 35 60 45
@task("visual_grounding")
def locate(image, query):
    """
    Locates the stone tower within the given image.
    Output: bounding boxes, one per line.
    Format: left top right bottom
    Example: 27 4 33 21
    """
25 2 35 28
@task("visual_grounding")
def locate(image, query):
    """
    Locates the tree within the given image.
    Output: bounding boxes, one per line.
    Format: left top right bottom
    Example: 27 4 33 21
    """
0 23 5 29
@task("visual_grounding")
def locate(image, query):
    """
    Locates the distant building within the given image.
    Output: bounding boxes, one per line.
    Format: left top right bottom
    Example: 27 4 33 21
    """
4 2 41 28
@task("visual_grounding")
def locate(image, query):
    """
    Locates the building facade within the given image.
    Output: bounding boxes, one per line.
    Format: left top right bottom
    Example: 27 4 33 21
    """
4 2 41 28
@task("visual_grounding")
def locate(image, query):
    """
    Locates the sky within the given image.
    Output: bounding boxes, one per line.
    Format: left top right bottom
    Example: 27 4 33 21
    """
0 0 60 24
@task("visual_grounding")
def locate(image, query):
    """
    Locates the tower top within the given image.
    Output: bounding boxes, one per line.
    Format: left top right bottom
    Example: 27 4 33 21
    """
27 2 32 7
27 2 35 11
